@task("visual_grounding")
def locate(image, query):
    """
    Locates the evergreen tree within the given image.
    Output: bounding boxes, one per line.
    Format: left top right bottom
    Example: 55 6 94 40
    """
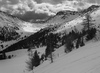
76 37 81 49
40 54 45 63
45 33 54 63
26 56 35 71
33 51 40 66
86 28 96 41
26 50 40 71
80 37 85 47
82 13 95 31
2 51 6 59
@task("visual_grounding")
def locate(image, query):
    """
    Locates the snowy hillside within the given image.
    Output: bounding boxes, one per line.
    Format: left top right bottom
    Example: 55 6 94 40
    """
0 10 41 51
53 5 100 33
31 4 100 73
1 40 100 73
34 41 100 73
43 5 100 26
0 4 99 56
0 11 40 33
1 4 100 73
0 49 28 73
46 11 80 25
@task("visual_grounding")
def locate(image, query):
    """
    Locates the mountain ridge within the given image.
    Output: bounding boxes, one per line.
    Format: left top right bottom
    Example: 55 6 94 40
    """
0 4 100 53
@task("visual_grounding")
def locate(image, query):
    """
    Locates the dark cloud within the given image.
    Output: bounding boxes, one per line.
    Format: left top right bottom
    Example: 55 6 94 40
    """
7 0 19 4
86 0 100 4
0 0 19 7
53 0 65 4
0 0 7 6
14 11 50 21
34 0 42 3
0 0 99 22
41 0 65 4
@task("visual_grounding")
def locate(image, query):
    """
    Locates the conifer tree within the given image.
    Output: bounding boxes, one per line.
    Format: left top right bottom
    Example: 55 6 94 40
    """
82 13 95 31
33 51 40 66
45 33 54 63
2 51 6 59
80 37 85 47
26 50 40 71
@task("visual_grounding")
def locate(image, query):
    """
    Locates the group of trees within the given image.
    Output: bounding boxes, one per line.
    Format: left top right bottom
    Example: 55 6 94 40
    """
0 26 20 41
26 50 46 71
26 13 97 72
45 33 55 63
27 33 56 71
64 13 97 53
0 51 6 60
0 51 14 60
26 50 40 71
82 13 96 41
27 13 97 65
64 30 85 53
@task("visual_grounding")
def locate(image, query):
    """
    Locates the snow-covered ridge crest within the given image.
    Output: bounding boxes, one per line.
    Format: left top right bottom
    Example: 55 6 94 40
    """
54 4 100 34
45 4 100 26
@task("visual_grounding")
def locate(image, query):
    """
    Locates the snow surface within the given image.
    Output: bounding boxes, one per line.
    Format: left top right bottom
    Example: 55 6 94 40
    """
1 41 100 73
21 22 40 32
1 4 100 73
0 11 41 33
54 15 84 33
0 49 28 73
46 14 80 25
34 41 100 73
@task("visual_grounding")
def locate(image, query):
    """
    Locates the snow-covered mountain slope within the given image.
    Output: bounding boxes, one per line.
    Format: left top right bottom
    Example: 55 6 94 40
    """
0 11 41 51
43 5 100 26
34 41 100 73
31 5 100 73
1 41 100 73
53 5 100 34
1 4 100 73
46 11 80 25
0 49 28 73
0 11 40 33
1 5 99 54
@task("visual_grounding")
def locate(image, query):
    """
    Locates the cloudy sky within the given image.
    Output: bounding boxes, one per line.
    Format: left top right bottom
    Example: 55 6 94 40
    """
0 0 99 21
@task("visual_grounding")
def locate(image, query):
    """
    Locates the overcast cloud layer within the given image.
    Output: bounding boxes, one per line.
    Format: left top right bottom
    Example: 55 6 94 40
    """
0 0 92 15
0 0 99 21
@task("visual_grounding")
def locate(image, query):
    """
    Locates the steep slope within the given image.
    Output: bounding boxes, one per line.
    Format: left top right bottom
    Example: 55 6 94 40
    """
1 5 99 53
46 11 80 25
33 5 100 73
44 5 100 26
34 41 100 73
1 4 100 73
0 11 40 33
1 41 100 73
0 24 61 52
0 11 40 51
54 5 100 34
